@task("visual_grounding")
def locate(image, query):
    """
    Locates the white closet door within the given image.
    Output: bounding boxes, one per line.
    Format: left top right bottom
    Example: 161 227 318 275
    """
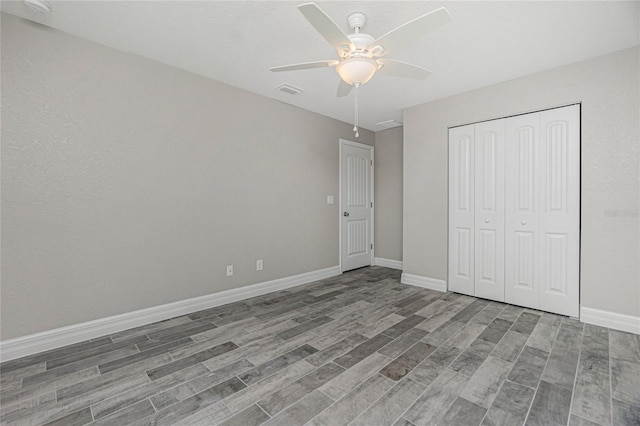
474 119 505 301
539 105 580 317
505 113 541 310
448 124 474 296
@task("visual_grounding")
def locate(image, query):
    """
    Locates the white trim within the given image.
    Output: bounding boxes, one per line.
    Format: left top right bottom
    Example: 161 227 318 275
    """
401 273 447 292
339 138 375 272
0 266 341 362
374 257 403 270
580 307 640 334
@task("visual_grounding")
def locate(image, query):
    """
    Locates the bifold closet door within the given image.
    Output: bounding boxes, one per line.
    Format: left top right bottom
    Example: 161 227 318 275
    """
505 104 580 317
474 120 505 301
448 124 474 296
505 113 541 310
538 106 580 317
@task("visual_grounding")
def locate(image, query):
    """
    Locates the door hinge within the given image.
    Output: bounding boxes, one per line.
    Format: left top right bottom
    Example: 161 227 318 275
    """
371 243 373 249
371 160 373 166
370 202 373 207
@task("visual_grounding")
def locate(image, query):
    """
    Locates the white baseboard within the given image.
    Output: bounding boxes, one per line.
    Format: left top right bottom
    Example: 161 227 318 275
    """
374 257 403 270
0 266 341 362
401 273 447 293
580 307 640 334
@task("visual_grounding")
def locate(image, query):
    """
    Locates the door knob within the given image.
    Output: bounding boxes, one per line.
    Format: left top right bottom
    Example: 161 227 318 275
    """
484 219 490 223
343 212 350 217
521 221 526 225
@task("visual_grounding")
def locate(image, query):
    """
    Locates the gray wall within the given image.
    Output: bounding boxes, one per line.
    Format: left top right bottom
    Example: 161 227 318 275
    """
0 13 374 340
374 127 403 262
403 47 639 318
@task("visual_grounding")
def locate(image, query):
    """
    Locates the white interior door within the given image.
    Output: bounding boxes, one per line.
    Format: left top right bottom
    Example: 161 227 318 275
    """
474 119 505 301
448 125 475 296
538 105 580 317
340 140 373 272
505 112 541 310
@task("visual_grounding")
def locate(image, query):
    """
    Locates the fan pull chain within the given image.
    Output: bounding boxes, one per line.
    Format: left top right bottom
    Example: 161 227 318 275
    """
353 83 359 138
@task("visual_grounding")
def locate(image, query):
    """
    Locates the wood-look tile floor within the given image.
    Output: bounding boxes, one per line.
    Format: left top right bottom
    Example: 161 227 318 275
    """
2 266 639 426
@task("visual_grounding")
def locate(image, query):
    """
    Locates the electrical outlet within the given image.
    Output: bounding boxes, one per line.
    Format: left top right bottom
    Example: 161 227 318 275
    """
226 265 233 276
256 259 263 271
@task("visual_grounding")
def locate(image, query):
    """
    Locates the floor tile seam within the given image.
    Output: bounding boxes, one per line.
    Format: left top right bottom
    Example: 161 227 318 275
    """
0 393 56 423
0 379 33 408
0 385 58 417
33 344 143 381
497 340 537 391
482 309 533 386
571 343 613 425
350 376 423 426
566 321 587 425
91 362 210 421
147 391 165 413
608 328 614 426
393 368 460 426
419 319 468 356
5 338 119 372
422 376 463 425
92 371 158 420
476 373 512 425
254 398 278 419
301 386 348 424
89 393 156 424
251 364 337 420
53 370 153 416
470 302 508 326
522 317 570 425
252 402 272 424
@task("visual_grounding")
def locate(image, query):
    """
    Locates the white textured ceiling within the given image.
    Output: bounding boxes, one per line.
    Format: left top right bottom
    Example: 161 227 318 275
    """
2 1 639 131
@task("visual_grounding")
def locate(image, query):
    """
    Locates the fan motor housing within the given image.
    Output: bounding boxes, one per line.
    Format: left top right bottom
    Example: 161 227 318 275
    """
348 33 375 52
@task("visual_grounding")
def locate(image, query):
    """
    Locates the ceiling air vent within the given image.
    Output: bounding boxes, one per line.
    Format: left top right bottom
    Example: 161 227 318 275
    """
376 120 403 129
276 83 304 95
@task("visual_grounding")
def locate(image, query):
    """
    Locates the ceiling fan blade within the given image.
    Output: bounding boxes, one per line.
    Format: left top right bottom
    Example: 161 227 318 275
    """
368 7 451 56
269 60 339 72
337 79 352 97
376 59 432 79
298 3 354 54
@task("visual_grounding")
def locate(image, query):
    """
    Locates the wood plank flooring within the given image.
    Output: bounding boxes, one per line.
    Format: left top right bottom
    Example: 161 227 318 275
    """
1 266 639 425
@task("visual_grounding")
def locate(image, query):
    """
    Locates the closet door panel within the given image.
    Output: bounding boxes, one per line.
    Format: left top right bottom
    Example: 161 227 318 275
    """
449 125 475 296
474 119 505 301
539 105 580 317
505 113 540 310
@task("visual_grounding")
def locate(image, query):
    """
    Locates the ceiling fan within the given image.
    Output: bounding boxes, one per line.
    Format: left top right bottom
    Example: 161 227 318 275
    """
270 3 452 97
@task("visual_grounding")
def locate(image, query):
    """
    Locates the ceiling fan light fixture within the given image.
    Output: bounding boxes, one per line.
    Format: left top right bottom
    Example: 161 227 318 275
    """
336 57 377 86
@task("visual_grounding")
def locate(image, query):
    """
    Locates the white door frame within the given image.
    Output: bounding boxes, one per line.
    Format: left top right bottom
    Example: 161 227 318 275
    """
339 138 375 272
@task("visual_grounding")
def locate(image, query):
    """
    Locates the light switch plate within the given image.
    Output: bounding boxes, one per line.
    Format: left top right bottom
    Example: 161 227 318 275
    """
327 195 334 205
